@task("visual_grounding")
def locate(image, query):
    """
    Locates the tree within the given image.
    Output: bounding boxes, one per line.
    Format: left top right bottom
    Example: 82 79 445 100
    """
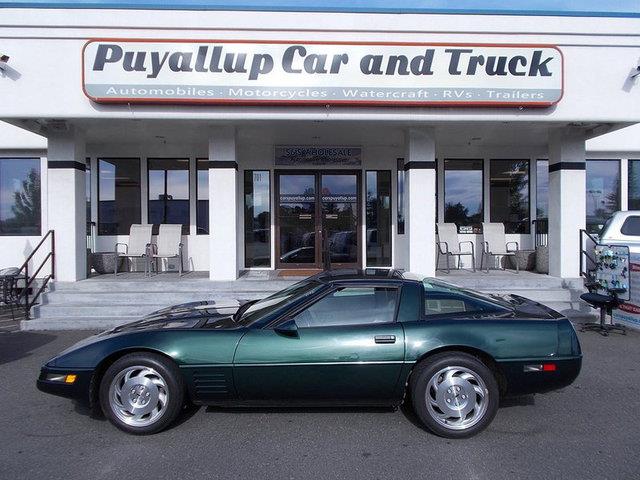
10 168 40 232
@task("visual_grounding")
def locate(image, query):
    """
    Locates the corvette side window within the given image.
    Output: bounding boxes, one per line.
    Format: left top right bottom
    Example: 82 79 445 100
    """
293 287 398 328
424 291 509 316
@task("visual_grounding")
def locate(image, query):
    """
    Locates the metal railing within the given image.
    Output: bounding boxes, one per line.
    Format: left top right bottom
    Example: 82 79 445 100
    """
16 229 55 320
579 228 599 281
87 221 97 253
532 218 548 248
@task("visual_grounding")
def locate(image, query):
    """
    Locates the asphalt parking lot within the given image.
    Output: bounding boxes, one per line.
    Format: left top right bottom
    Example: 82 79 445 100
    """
1 328 639 480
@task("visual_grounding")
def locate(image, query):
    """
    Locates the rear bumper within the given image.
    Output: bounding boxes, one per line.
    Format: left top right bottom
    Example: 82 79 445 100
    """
37 366 93 404
498 356 582 396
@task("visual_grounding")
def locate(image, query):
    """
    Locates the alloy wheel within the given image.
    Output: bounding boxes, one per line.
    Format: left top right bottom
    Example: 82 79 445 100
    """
108 365 169 427
425 365 489 431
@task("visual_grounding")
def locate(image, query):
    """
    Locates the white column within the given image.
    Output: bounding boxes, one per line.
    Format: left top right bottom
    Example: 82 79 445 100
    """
208 127 238 281
548 127 586 278
405 127 437 276
47 127 86 281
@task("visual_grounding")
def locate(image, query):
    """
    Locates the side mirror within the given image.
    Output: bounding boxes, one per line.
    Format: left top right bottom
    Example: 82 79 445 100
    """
274 318 298 338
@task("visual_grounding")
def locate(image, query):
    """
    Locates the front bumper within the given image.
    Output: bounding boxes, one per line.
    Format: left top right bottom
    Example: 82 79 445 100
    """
37 366 94 404
499 356 582 396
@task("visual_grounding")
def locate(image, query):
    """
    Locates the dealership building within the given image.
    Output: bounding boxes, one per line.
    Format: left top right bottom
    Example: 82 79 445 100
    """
1 0 640 285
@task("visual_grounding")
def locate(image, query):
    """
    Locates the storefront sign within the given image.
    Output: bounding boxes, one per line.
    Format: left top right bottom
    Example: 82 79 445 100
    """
275 146 361 166
614 254 640 330
83 40 563 106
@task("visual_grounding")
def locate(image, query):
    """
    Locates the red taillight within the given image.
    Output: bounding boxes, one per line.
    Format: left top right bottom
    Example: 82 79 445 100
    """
542 363 557 372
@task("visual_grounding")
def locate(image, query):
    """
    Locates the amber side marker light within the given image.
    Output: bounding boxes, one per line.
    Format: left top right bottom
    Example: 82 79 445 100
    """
45 373 77 383
523 363 557 372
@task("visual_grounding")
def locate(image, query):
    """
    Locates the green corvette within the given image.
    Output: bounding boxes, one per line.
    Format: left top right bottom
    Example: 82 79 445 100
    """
37 269 581 438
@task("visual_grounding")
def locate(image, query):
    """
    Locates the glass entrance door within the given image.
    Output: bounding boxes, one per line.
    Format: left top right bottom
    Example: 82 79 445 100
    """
321 173 359 267
276 171 360 269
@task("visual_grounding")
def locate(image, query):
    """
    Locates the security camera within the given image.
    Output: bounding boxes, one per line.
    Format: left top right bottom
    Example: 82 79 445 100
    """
631 65 640 79
0 55 8 71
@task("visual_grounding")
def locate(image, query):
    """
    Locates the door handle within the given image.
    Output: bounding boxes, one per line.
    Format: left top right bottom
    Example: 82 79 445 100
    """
374 335 396 344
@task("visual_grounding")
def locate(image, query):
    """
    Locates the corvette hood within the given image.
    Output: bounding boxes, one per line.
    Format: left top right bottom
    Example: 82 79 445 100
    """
104 300 247 334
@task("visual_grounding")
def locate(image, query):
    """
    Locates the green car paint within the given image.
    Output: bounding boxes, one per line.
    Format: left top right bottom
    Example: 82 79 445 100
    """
37 271 582 407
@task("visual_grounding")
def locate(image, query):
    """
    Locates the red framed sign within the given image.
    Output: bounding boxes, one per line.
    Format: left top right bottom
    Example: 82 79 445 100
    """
82 39 563 107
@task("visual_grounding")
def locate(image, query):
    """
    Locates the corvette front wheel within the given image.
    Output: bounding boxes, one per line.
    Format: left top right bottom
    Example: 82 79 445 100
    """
410 352 499 438
99 352 184 435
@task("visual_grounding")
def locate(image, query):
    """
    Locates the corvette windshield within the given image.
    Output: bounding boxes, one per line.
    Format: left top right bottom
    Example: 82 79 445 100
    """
237 279 325 325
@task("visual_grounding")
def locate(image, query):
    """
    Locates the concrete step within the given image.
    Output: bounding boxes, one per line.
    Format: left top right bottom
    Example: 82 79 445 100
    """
40 290 273 305
479 288 573 302
49 280 294 293
22 316 142 331
25 275 593 330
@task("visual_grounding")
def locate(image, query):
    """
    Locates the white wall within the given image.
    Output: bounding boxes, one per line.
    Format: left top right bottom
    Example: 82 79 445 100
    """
587 124 640 153
0 8 639 124
0 121 46 150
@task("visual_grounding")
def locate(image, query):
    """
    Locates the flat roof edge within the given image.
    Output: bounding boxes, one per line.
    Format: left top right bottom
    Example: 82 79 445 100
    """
0 3 639 19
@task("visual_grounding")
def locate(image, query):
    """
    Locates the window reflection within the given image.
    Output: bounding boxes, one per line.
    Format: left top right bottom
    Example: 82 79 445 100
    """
586 160 620 234
196 159 209 234
0 158 41 235
98 158 140 235
245 170 271 267
535 159 549 235
489 159 530 234
628 160 640 210
148 158 190 235
444 159 483 233
366 171 391 267
397 158 405 235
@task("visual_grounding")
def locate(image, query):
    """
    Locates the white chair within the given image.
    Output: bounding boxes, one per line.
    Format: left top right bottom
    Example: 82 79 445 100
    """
114 224 153 277
436 223 476 273
480 223 519 273
149 224 184 276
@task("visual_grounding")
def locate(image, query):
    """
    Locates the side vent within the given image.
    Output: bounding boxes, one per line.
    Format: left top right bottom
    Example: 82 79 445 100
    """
192 371 230 398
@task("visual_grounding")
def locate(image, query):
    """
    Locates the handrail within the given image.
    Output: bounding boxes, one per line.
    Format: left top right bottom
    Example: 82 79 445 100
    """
18 229 54 273
579 228 600 280
16 229 55 320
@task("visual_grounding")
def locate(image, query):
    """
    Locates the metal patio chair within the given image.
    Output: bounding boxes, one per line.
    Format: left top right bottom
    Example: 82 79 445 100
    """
0 267 22 319
436 223 476 273
114 224 153 277
480 222 519 273
149 224 185 276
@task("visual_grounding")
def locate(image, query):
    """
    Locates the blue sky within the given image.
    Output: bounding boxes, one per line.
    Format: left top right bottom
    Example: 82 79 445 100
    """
1 0 639 17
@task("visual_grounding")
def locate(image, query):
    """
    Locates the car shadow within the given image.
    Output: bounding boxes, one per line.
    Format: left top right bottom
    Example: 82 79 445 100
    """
0 331 56 366
204 405 396 415
400 394 536 433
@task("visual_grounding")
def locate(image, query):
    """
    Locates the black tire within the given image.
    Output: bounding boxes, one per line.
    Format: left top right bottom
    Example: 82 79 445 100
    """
410 352 499 439
99 352 184 435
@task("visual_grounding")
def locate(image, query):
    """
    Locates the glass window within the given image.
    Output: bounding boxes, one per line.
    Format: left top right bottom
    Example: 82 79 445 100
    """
238 279 325 326
98 158 141 235
422 279 510 316
621 216 640 236
397 158 405 235
293 287 398 328
85 158 91 222
535 159 549 235
244 170 271 267
628 160 640 210
0 158 41 235
148 158 190 235
366 171 392 267
196 159 209 234
489 160 530 234
444 159 483 233
586 160 620 234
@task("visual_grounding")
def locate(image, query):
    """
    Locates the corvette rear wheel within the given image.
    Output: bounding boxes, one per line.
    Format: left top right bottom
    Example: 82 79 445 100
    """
99 353 184 435
410 352 499 439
